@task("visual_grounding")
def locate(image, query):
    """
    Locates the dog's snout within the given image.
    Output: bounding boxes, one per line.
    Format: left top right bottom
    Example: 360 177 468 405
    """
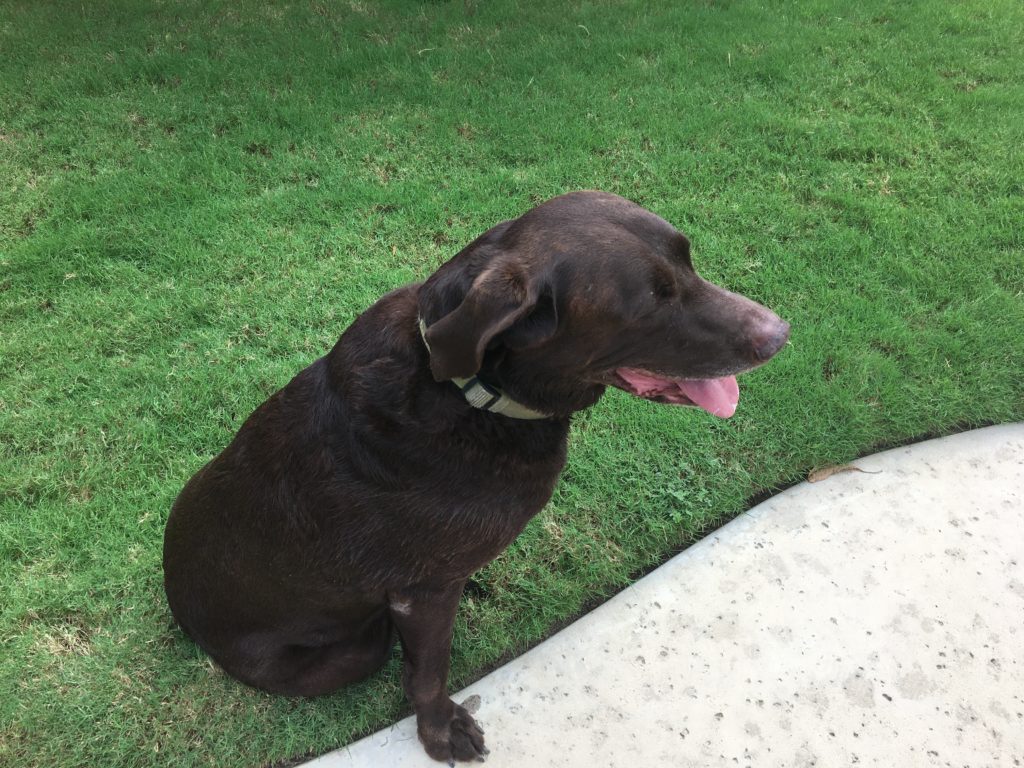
750 317 790 362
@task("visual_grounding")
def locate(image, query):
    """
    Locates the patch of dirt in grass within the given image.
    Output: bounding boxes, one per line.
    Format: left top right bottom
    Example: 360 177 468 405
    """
37 615 95 658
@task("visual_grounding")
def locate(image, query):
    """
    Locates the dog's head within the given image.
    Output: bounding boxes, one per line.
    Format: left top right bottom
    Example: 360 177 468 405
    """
418 191 789 418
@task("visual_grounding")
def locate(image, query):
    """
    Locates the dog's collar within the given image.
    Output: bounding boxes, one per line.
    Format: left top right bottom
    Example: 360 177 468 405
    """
417 318 552 420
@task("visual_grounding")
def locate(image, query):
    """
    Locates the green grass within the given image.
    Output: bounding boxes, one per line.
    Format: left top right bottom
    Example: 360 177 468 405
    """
1 0 1022 765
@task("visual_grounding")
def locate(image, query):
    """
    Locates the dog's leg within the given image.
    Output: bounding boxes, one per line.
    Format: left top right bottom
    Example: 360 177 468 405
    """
390 581 488 765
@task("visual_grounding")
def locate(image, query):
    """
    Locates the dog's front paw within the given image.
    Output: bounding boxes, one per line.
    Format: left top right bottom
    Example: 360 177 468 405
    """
416 698 488 765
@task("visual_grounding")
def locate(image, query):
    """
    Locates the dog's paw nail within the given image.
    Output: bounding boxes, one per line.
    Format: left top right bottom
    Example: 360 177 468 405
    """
476 757 487 763
447 760 455 767
481 747 490 755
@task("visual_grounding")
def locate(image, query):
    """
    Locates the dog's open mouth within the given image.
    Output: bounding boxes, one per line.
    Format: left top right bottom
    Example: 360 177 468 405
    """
612 368 740 418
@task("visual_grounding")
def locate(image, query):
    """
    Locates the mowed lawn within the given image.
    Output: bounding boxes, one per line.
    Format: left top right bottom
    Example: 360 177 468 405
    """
1 0 1021 765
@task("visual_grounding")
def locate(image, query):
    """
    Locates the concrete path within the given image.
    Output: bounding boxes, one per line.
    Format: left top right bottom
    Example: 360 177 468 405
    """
305 424 1024 768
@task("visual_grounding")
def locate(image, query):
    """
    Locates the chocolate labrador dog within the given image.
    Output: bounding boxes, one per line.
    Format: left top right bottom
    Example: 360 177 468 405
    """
163 190 789 764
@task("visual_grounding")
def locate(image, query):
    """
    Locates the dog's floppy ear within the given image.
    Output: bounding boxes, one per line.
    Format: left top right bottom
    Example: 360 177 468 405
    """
424 264 555 381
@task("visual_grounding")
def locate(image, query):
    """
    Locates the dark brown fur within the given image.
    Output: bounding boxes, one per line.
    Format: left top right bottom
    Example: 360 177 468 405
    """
163 191 789 763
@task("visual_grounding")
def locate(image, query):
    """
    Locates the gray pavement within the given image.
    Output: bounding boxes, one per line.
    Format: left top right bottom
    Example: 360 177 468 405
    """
305 423 1024 767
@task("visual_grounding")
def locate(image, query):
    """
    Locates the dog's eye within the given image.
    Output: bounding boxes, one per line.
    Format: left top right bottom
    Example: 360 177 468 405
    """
651 272 676 300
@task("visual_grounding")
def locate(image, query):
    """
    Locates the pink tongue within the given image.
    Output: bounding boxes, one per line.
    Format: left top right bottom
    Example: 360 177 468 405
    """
677 377 739 418
616 369 740 418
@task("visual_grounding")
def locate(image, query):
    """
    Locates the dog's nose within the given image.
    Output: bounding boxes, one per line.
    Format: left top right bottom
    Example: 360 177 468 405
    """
750 317 790 362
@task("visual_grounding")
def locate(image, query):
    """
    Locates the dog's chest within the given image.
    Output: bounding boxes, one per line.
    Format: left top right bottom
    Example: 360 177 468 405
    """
355 433 569 583
422 432 566 525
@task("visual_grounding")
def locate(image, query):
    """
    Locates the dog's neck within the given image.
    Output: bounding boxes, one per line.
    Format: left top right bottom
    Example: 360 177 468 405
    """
417 318 553 420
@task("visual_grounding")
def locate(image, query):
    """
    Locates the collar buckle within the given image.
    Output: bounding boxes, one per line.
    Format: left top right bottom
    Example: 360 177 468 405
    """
418 318 552 420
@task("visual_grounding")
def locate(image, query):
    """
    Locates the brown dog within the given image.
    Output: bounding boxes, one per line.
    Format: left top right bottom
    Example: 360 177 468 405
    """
163 191 789 764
